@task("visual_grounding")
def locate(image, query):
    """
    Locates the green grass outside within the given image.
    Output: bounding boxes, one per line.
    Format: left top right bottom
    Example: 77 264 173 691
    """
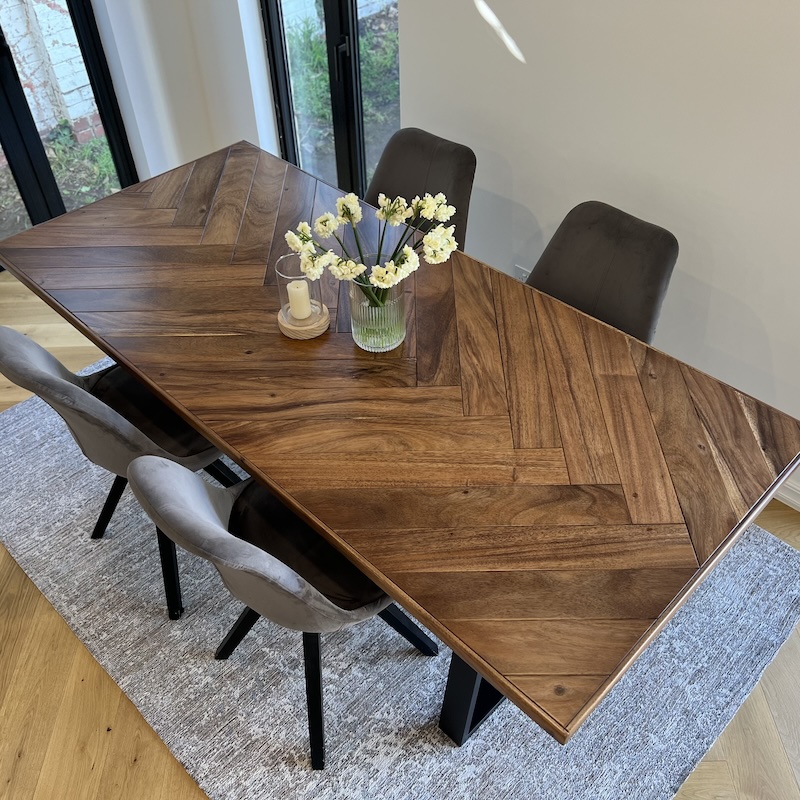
0 120 120 241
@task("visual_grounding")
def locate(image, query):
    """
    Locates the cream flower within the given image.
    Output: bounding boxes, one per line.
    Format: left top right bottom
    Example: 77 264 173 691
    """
336 193 363 224
329 258 367 281
314 212 340 238
284 230 303 253
422 224 457 264
415 194 439 220
369 262 402 288
434 202 455 222
316 250 339 271
411 192 454 223
394 245 420 280
299 250 324 280
375 194 412 226
297 221 312 238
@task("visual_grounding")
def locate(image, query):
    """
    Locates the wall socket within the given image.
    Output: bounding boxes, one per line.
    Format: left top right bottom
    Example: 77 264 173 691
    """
514 264 532 282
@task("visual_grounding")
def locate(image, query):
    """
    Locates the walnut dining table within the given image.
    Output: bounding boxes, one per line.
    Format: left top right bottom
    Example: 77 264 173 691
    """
2 140 799 747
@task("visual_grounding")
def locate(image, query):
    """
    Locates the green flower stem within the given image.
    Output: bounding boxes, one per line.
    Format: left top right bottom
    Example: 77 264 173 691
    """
377 219 387 264
381 223 422 266
354 278 384 306
331 231 351 260
351 219 367 265
395 222 424 256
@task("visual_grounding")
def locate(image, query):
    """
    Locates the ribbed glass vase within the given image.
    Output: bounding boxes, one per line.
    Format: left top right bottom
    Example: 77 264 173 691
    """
348 280 406 353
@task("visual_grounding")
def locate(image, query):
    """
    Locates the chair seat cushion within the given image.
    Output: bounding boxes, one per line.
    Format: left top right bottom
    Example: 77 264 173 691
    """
88 365 214 458
228 481 385 611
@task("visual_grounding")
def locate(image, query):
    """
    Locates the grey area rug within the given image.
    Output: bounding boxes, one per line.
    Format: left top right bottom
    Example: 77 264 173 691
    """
2 392 800 800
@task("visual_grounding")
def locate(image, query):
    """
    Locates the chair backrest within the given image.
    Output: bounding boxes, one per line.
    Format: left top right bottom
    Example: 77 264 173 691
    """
365 127 477 246
526 201 678 343
127 455 382 633
0 325 169 475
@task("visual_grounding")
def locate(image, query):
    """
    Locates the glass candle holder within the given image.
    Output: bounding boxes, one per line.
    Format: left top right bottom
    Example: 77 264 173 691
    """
275 253 330 339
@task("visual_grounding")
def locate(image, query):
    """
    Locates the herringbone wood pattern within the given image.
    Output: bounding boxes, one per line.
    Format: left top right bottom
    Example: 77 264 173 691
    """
1 142 799 747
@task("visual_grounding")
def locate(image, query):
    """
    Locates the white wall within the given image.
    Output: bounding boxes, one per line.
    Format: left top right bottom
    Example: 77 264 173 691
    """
399 0 800 418
91 0 279 178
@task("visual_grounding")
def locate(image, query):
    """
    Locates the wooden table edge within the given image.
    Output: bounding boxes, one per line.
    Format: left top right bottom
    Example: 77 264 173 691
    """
564 450 800 738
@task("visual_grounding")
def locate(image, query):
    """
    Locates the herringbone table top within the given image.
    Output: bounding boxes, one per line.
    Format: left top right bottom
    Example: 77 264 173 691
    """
2 141 799 744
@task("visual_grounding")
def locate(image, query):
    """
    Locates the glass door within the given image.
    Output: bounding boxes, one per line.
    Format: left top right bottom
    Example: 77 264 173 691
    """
0 0 136 241
279 0 338 186
262 0 400 195
356 0 400 185
0 141 34 239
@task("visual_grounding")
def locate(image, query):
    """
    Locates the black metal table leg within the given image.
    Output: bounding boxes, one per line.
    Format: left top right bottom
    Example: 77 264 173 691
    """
378 604 439 656
439 653 506 745
203 459 242 487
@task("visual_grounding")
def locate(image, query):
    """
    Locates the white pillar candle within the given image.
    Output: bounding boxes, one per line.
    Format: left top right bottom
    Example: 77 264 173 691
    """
287 279 312 320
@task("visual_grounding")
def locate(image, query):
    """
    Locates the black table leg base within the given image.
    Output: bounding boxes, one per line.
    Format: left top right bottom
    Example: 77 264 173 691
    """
439 653 506 745
203 459 242 487
378 604 439 656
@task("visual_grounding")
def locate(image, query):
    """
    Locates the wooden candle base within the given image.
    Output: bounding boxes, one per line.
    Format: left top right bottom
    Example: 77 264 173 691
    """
277 305 330 339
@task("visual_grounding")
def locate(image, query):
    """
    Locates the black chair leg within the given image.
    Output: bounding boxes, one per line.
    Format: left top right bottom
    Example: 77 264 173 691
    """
90 475 128 539
378 604 439 656
302 632 325 770
203 459 242 488
215 607 261 660
156 527 183 620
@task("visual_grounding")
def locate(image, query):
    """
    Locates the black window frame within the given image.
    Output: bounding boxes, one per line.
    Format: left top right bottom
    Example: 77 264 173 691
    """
0 0 137 233
260 0 366 195
67 0 138 188
260 0 299 167
0 23 66 224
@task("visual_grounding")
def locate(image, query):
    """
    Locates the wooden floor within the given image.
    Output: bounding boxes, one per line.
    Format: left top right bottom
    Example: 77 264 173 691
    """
0 269 798 798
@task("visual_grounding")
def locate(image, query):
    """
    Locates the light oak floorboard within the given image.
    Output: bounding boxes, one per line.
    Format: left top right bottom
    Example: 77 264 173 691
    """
0 545 207 800
761 627 800 789
0 271 104 412
676 761 738 800
677 500 800 800
0 271 207 799
0 270 798 798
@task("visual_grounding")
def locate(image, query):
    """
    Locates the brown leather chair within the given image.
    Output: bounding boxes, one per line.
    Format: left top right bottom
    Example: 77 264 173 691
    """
526 201 678 343
365 127 477 245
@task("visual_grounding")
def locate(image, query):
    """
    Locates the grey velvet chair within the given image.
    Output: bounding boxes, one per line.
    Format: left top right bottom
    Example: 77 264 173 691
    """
0 325 239 618
365 127 477 244
526 200 679 343
127 454 439 770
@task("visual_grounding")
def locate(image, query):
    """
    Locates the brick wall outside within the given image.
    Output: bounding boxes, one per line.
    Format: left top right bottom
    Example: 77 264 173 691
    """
0 0 102 162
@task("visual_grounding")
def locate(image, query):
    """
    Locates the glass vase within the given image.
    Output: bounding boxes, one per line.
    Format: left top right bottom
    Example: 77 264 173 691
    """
348 280 406 353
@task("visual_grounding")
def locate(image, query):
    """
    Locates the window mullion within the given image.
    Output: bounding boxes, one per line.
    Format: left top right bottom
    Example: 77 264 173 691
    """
0 24 65 223
322 0 365 195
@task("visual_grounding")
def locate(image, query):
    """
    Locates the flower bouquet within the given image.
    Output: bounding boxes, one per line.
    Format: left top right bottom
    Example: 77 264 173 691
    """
285 191 458 302
284 191 458 351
